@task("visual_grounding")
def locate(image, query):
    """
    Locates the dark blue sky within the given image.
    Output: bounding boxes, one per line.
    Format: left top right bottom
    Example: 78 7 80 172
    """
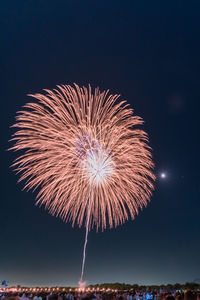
1 0 199 287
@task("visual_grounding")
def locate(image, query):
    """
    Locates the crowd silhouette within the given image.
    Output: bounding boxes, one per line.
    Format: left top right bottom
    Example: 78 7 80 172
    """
1 289 200 300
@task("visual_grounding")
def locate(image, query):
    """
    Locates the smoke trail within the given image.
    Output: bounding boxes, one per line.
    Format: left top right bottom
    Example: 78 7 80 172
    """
80 191 91 283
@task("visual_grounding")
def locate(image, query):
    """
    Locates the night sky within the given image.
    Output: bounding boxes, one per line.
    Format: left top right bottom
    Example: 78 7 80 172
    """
1 0 200 287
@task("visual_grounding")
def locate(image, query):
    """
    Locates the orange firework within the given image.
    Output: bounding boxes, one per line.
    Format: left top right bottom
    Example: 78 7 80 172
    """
10 84 155 231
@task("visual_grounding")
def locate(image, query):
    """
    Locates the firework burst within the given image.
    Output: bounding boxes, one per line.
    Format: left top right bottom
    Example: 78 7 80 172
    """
10 84 155 231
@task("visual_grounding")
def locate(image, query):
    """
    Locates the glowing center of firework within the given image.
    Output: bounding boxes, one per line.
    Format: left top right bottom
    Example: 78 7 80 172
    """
85 148 114 185
76 134 114 185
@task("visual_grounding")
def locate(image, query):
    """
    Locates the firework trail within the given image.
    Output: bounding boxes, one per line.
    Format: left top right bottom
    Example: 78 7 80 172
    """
80 189 91 284
10 84 155 282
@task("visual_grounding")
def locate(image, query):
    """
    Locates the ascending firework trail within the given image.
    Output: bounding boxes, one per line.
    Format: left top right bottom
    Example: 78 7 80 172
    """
80 189 91 284
10 84 155 284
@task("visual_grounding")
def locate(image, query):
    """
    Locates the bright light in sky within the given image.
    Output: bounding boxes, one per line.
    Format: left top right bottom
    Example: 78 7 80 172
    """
161 172 166 178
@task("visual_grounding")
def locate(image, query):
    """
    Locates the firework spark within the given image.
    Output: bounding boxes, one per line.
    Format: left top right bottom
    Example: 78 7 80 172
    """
10 83 155 230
